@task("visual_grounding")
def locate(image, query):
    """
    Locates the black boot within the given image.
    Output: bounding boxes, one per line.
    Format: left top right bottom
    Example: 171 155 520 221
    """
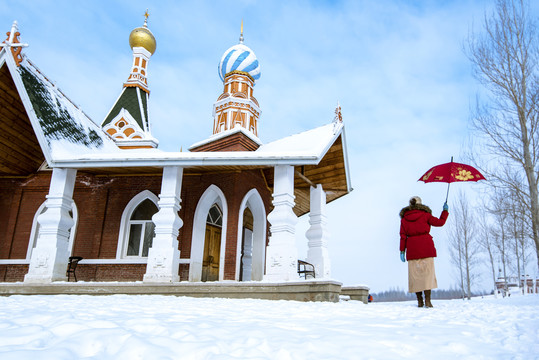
415 292 424 307
424 290 433 308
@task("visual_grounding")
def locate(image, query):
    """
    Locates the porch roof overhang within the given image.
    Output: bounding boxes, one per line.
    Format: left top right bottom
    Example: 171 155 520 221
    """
48 123 352 217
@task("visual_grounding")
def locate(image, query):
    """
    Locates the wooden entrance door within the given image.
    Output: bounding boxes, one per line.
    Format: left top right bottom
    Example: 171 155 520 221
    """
202 224 221 281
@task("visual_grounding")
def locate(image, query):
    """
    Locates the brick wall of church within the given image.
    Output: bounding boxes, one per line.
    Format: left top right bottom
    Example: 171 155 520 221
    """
0 169 272 282
180 170 272 280
0 264 29 282
0 174 51 260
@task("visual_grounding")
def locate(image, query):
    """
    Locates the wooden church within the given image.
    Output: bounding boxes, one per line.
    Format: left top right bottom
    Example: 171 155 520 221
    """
0 16 352 297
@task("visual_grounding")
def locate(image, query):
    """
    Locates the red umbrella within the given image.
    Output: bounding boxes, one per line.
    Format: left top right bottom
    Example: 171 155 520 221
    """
418 157 486 202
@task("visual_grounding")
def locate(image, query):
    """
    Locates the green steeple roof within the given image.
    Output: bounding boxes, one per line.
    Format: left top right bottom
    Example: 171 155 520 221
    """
102 86 149 131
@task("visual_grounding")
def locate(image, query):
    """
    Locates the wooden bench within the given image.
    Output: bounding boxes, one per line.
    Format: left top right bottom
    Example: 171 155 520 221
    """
297 260 315 279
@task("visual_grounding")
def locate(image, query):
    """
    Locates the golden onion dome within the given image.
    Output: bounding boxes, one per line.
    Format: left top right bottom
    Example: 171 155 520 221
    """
129 25 156 55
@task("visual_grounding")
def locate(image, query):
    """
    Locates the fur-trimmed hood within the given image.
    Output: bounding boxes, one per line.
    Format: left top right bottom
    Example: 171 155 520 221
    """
399 203 432 218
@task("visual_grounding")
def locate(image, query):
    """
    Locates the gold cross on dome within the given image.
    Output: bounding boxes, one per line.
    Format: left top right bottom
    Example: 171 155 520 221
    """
144 9 149 25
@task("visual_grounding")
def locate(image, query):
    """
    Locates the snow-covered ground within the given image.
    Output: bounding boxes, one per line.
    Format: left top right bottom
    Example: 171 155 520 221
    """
0 294 537 359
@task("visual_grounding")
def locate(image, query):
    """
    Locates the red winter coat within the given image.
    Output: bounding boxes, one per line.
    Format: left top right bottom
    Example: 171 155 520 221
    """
399 204 448 261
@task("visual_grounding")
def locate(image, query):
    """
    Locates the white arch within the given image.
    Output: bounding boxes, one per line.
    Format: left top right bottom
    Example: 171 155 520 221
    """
27 200 78 259
236 189 267 281
189 185 228 282
116 190 159 259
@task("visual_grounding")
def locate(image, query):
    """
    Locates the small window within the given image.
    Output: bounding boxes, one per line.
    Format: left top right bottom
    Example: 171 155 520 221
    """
126 199 158 257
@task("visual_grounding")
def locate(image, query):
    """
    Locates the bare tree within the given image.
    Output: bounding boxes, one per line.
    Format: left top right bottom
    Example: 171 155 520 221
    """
489 188 514 294
477 201 499 296
506 188 536 292
466 0 539 271
448 191 479 299
506 173 538 287
508 192 523 286
449 225 465 298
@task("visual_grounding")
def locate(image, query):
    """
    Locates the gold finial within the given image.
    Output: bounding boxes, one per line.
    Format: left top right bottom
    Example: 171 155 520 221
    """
334 102 343 123
0 21 28 67
129 10 156 54
144 9 149 27
239 19 244 43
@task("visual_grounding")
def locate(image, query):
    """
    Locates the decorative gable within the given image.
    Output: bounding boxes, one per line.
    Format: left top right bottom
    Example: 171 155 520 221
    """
103 109 145 140
102 85 157 149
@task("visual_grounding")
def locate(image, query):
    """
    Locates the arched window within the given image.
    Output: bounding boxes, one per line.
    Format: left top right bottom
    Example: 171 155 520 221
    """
116 191 159 259
126 199 158 257
27 201 78 259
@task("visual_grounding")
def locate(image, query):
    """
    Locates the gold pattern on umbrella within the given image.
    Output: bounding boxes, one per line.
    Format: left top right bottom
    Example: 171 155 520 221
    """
419 157 486 202
455 169 474 181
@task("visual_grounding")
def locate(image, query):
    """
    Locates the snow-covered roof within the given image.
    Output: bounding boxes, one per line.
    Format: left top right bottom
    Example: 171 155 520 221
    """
257 123 342 158
189 127 262 150
5 54 119 165
50 122 347 169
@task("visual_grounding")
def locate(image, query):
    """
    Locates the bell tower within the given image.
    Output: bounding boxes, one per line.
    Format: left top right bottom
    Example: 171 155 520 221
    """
212 22 261 139
102 10 158 149
191 23 262 152
123 10 156 92
213 70 260 137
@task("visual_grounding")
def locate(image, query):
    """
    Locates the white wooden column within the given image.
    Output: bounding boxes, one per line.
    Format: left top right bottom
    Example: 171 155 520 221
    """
265 165 299 281
306 184 331 278
24 168 77 283
143 166 183 282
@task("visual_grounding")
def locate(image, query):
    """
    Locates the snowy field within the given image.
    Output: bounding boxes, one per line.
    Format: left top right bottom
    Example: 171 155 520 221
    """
0 294 538 359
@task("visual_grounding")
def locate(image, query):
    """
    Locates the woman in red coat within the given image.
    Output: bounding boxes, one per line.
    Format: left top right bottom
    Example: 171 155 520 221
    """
399 196 448 307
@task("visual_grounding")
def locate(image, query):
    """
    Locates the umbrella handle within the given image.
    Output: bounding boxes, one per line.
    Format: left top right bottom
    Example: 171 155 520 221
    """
445 156 453 204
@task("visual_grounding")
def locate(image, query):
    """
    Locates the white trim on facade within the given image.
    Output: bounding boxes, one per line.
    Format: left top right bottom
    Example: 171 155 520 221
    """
143 166 184 283
27 200 78 260
265 165 299 281
24 168 77 283
306 184 331 278
235 189 266 281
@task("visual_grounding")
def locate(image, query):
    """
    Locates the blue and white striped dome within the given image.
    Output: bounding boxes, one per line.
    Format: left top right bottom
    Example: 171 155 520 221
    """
218 43 261 83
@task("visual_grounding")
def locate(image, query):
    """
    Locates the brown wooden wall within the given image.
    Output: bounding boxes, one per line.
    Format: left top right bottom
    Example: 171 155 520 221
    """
0 169 272 282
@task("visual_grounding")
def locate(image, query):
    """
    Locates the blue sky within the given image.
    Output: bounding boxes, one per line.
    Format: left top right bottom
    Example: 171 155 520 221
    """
4 0 535 293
